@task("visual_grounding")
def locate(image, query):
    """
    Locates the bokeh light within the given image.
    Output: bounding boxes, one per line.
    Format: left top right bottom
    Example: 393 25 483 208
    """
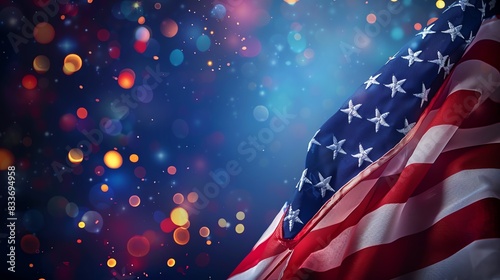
236 211 245 220
436 0 446 9
173 227 190 245
187 192 198 203
211 4 226 19
65 202 79 218
129 154 139 163
0 148 15 170
196 34 211 52
173 193 184 204
81 211 103 233
129 195 141 207
170 207 189 226
366 13 377 24
107 258 117 268
20 234 40 254
22 74 37 89
76 107 88 119
199 226 210 238
160 18 178 37
117 68 136 89
100 183 109 192
68 148 83 164
167 165 177 175
135 26 151 42
78 221 85 228
167 258 175 267
127 235 150 257
160 218 176 233
218 218 227 228
235 224 245 234
33 22 55 44
33 55 50 74
63 54 83 74
103 150 123 169
169 49 184 66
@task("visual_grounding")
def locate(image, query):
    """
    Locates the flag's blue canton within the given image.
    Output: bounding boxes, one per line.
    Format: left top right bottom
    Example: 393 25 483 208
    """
283 0 498 239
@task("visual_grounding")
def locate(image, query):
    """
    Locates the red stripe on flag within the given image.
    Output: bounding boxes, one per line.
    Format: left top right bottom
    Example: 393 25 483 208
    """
294 198 500 280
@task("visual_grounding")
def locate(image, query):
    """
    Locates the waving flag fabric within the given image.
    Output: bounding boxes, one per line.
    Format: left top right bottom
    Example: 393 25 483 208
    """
230 1 500 279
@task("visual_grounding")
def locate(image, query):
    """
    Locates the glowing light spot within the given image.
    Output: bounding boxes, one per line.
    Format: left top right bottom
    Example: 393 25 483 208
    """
235 224 245 234
436 0 445 9
284 0 299 5
173 227 190 245
169 49 184 66
76 239 82 244
167 258 175 267
33 55 50 74
160 18 178 38
414 22 422 31
173 193 184 204
100 184 109 192
0 149 14 170
218 218 227 228
366 13 376 24
29 263 34 268
97 30 110 43
129 195 141 207
160 218 176 233
207 60 213 67
138 16 145 24
427 17 438 26
107 258 117 268
63 54 83 74
22 74 37 89
170 207 188 226
68 148 83 164
135 26 150 42
236 211 245 220
76 107 88 119
167 165 177 175
199 226 210 238
117 68 136 89
103 150 123 169
129 154 139 163
127 235 150 257
206 240 212 245
20 234 40 254
95 165 105 176
34 22 55 44
78 221 85 228
187 192 198 203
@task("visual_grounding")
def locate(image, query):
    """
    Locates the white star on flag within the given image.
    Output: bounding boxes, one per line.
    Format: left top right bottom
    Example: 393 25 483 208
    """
452 0 475 11
396 118 416 135
416 24 436 39
442 21 465 42
384 75 407 98
326 135 346 160
314 172 334 198
367 108 390 133
363 73 381 89
352 143 373 167
340 100 362 123
296 168 312 192
401 48 423 66
429 51 449 74
414 83 430 107
307 129 321 152
283 205 303 232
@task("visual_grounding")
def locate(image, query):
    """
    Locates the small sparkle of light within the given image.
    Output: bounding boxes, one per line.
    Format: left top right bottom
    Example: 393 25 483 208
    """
78 221 85 228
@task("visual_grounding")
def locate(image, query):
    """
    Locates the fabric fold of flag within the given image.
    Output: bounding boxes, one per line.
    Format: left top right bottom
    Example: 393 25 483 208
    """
230 1 500 279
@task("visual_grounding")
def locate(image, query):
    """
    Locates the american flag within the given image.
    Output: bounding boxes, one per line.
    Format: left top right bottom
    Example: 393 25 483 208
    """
230 1 500 279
